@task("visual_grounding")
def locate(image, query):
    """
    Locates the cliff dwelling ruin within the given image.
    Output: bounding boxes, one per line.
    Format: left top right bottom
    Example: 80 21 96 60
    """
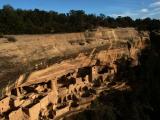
0 28 149 120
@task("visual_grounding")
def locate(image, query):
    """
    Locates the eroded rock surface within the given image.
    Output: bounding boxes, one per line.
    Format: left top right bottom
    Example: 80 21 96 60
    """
0 28 149 119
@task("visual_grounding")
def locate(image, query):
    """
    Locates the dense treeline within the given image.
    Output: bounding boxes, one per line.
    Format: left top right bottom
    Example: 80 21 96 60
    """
0 5 160 34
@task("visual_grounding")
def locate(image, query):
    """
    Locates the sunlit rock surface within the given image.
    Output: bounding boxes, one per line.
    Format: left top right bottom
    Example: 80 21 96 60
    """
0 28 149 119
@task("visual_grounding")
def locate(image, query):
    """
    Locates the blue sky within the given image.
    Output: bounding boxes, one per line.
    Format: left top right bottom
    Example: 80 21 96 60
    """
0 0 160 19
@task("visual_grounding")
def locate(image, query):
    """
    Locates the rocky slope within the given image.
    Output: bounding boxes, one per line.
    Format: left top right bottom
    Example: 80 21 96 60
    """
0 28 152 120
64 31 160 120
0 28 147 97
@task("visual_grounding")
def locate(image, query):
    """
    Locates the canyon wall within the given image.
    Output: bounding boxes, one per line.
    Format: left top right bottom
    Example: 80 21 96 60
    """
0 27 148 96
0 28 149 119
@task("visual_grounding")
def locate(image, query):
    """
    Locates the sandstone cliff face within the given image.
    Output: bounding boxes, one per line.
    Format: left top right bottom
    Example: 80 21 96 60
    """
64 31 160 120
0 28 151 120
0 28 148 97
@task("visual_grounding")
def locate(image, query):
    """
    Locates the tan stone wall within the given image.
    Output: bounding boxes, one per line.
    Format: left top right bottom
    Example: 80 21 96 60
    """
55 106 70 117
0 97 12 114
40 95 50 109
48 92 58 104
29 103 41 120
58 87 68 96
9 108 29 120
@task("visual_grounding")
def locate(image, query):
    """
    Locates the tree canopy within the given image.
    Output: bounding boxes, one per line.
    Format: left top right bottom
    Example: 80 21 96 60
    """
0 5 160 34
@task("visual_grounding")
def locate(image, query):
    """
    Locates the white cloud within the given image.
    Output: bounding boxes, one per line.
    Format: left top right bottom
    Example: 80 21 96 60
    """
148 10 160 16
153 7 160 12
141 8 149 13
148 6 160 18
138 1 160 18
150 1 160 7
110 1 160 19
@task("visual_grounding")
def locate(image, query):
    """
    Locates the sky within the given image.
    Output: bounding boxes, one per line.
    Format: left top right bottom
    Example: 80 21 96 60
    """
0 0 160 19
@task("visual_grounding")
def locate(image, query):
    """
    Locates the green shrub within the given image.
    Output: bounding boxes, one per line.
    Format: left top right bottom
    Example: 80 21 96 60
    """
0 33 4 38
7 36 17 42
